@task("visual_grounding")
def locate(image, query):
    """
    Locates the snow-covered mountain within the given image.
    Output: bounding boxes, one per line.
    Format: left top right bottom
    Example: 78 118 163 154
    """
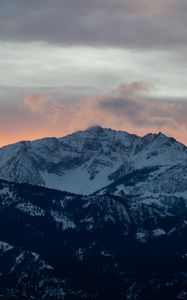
1 127 187 299
0 126 187 195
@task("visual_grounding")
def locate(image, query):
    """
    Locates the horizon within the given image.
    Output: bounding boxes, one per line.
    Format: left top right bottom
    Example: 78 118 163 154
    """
1 125 186 148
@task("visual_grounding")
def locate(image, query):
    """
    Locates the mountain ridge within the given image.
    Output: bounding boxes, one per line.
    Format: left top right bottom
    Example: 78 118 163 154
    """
0 126 187 195
1 125 184 148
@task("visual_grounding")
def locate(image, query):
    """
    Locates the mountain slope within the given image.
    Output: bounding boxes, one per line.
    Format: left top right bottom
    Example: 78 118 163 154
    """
0 126 187 195
0 241 67 300
0 179 187 299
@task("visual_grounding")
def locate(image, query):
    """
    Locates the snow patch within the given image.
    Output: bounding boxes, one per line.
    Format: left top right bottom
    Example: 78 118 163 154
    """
0 241 13 253
136 230 148 243
152 228 166 237
51 210 76 230
16 202 45 217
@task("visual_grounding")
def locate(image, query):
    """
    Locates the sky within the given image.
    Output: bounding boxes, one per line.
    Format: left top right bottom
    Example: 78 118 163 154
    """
1 0 187 146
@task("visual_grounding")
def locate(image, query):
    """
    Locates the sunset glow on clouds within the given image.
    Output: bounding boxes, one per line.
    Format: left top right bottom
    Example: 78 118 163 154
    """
0 0 187 146
1 81 187 146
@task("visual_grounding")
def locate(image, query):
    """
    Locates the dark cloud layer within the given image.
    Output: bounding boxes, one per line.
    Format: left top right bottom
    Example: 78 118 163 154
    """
99 82 187 130
0 0 187 50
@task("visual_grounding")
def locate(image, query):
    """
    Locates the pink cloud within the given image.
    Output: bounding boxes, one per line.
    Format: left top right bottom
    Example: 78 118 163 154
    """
24 94 50 114
1 81 187 147
22 82 187 145
24 93 60 118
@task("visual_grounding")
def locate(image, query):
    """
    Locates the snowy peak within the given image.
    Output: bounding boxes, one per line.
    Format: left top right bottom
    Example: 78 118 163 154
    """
83 125 131 140
0 126 186 194
134 131 187 168
85 125 106 135
138 131 184 151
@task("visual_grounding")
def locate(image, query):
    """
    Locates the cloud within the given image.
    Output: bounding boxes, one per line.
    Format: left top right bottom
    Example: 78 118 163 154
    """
112 81 153 96
23 93 72 122
97 82 187 132
20 81 187 146
24 93 55 116
1 81 187 147
1 2 187 146
0 0 186 52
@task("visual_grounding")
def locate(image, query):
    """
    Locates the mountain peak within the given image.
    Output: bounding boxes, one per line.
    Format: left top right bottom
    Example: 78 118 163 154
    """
85 125 104 134
84 125 130 137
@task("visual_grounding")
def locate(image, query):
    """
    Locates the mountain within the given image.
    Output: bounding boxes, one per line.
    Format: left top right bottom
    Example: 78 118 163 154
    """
1 127 187 299
0 126 187 195
0 179 187 299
